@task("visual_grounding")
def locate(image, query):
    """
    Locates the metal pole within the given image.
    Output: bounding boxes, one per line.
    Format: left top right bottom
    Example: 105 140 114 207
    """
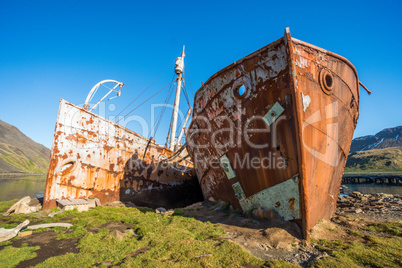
177 107 192 146
169 47 185 150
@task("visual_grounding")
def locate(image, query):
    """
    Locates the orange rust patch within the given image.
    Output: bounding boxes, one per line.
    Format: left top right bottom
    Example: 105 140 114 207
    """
104 145 114 152
86 117 94 125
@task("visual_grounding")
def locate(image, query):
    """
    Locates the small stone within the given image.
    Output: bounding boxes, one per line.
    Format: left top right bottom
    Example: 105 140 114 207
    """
125 229 136 236
156 207 167 214
17 231 33 238
351 191 362 198
124 202 136 207
338 196 348 203
164 209 174 216
103 201 125 208
112 230 127 241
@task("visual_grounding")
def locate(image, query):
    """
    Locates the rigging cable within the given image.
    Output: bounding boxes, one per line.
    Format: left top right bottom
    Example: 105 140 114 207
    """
181 71 191 107
115 59 175 119
160 129 199 163
148 73 176 138
116 80 175 123
184 58 194 102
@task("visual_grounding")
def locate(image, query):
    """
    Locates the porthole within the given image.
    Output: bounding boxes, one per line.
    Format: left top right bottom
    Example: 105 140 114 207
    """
232 76 252 101
56 159 77 176
319 69 334 95
234 84 247 99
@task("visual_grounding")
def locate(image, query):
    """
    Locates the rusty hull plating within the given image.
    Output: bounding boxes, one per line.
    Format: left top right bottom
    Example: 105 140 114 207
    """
186 28 360 240
43 99 202 210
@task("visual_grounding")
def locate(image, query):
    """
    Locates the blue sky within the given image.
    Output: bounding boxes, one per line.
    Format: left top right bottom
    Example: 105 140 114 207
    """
0 0 401 148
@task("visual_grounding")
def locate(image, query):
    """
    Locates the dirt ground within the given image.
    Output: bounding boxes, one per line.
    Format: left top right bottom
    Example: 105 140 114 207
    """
180 193 401 267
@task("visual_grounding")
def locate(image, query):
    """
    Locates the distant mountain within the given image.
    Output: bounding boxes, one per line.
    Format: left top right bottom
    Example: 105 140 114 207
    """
345 126 402 173
0 120 50 174
345 147 402 173
349 126 402 154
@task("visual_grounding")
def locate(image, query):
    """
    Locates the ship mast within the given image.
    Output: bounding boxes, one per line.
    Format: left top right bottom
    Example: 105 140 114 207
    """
169 46 185 151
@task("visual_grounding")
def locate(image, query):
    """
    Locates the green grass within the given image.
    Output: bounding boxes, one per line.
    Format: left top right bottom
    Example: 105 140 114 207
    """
345 147 402 173
365 221 402 237
0 245 40 268
49 207 264 267
311 234 402 267
349 230 364 237
1 200 402 267
0 143 48 174
1 204 265 267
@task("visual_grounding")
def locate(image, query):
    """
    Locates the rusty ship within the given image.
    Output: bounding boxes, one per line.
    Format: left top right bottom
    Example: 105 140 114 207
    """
186 28 370 240
43 48 203 210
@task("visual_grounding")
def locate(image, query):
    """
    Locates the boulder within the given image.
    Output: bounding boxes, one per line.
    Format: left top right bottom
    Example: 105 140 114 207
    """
262 227 301 250
3 196 41 216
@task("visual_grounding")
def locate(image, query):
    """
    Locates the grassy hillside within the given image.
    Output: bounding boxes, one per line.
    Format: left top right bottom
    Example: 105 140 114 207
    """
345 147 402 173
0 120 50 174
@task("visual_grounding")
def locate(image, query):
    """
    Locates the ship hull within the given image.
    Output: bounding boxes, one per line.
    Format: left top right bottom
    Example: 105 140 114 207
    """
186 29 359 240
43 99 202 210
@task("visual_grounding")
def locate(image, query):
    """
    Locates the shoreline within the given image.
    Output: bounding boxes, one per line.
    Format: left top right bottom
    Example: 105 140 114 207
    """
0 173 47 180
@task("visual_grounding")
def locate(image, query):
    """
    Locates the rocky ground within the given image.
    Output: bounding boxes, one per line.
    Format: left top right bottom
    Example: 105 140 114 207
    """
181 191 402 267
338 186 402 221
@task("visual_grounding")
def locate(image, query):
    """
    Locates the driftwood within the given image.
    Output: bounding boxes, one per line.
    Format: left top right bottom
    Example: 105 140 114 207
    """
0 220 30 242
26 223 73 230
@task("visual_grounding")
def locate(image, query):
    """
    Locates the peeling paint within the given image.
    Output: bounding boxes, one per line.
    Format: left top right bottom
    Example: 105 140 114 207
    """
301 93 311 112
240 175 300 221
263 102 285 126
43 99 202 210
186 28 361 241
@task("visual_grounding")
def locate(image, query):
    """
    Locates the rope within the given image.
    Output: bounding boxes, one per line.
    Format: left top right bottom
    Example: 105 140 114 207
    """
116 59 175 119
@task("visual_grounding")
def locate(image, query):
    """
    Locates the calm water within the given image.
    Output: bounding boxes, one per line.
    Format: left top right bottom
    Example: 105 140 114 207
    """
0 175 46 201
342 183 402 195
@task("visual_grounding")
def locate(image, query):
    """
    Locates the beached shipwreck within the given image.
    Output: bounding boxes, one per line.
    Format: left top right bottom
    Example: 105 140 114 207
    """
186 28 370 240
43 49 203 211
43 28 369 240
